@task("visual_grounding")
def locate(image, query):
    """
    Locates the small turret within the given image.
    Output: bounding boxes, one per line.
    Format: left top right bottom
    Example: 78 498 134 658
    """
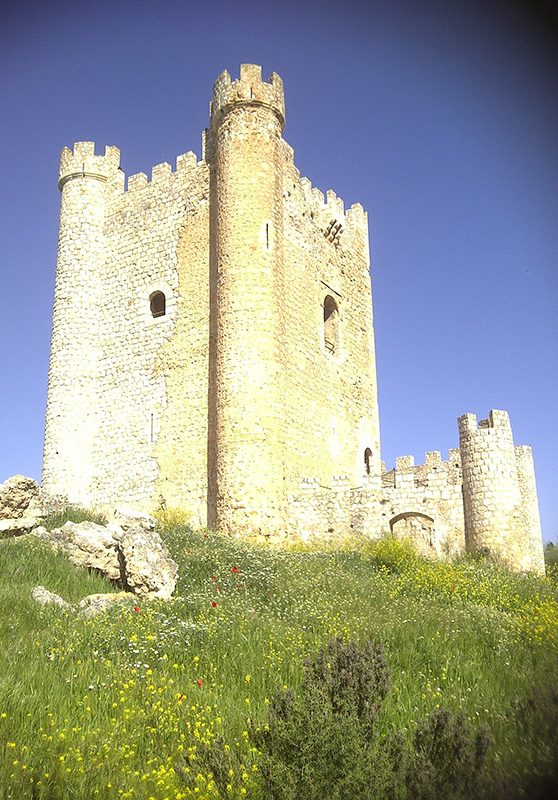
58 141 121 189
210 64 285 131
458 410 544 574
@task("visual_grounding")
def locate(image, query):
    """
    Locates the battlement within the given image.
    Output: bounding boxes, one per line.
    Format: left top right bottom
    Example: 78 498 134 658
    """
297 174 367 237
58 142 121 190
458 409 512 437
382 449 462 489
210 64 285 131
124 151 204 194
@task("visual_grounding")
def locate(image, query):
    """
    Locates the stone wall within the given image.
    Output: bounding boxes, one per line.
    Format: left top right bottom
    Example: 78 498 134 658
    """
289 449 465 560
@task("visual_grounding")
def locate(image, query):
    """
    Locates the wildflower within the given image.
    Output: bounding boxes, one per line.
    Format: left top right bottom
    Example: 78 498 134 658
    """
211 601 218 608
231 565 240 574
196 679 203 688
211 576 217 582
133 606 140 613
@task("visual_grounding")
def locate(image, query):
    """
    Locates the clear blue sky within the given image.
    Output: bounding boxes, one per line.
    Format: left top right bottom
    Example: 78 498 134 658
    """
1 0 556 539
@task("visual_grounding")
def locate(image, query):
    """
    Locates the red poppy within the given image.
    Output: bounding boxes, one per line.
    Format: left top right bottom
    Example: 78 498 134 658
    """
196 678 203 688
133 606 140 613
211 575 217 582
230 565 239 574
215 586 221 593
211 601 218 608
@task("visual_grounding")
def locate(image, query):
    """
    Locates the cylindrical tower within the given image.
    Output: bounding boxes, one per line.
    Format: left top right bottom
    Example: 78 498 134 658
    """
514 445 545 574
458 409 542 572
43 141 121 505
207 64 287 535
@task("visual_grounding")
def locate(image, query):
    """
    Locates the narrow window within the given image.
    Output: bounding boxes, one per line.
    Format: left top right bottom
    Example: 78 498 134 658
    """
323 295 340 354
265 223 270 250
364 448 372 475
150 291 166 318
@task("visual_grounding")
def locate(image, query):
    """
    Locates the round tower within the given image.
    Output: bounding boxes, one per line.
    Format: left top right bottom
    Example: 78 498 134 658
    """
42 142 121 505
207 64 287 535
458 409 543 572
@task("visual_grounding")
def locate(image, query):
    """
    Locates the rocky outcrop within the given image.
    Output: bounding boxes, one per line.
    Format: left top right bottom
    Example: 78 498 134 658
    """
78 592 135 617
34 522 123 582
0 516 39 538
30 586 135 616
0 475 42 520
34 519 178 599
31 585 70 608
118 527 178 600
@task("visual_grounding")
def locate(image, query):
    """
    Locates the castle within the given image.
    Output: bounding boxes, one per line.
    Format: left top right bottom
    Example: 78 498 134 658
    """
42 64 545 574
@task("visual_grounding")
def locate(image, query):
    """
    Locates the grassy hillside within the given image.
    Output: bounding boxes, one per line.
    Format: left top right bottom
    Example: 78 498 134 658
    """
1 522 557 799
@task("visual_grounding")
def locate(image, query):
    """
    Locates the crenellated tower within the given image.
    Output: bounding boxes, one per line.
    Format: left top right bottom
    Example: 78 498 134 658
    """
458 410 545 574
207 65 288 534
43 142 122 505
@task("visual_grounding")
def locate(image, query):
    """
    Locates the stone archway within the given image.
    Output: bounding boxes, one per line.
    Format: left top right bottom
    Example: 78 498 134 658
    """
389 511 436 558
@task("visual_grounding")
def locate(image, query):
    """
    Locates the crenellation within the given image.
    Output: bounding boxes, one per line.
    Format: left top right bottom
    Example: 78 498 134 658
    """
346 202 366 226
311 186 325 208
176 151 198 172
151 162 172 183
43 65 544 574
58 142 121 190
127 172 148 192
210 64 285 131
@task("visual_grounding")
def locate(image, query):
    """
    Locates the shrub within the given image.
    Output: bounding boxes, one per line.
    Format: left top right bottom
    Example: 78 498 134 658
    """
407 708 490 800
253 638 494 800
253 637 393 800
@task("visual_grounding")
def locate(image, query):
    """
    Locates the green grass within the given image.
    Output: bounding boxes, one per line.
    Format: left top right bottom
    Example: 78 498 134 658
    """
41 505 108 531
0 526 557 799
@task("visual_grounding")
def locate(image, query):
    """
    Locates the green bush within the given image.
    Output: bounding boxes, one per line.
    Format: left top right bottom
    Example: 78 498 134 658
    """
253 638 492 800
253 637 395 800
408 708 490 800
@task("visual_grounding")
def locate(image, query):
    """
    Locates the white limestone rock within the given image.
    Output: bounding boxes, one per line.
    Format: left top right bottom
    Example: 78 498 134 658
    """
0 516 39 538
0 475 42 520
78 592 134 617
35 521 123 583
34 519 177 599
107 507 157 536
31 585 70 608
118 526 178 600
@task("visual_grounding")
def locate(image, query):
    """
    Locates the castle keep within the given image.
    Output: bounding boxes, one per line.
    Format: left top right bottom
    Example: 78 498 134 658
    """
43 65 545 574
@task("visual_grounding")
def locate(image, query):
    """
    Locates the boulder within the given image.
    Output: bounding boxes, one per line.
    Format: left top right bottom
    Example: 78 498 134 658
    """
118 525 178 600
34 520 177 599
78 592 134 617
0 475 42 520
0 516 38 538
31 585 70 608
107 507 157 534
34 521 123 583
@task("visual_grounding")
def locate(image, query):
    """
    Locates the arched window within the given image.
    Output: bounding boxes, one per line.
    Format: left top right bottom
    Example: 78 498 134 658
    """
323 295 339 354
364 448 373 475
150 291 166 319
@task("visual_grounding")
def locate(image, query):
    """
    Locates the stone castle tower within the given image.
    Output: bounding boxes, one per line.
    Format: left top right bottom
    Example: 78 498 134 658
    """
43 65 544 573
